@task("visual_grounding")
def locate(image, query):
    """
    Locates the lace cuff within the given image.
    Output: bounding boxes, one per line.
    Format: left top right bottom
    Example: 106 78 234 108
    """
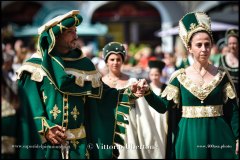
223 82 236 103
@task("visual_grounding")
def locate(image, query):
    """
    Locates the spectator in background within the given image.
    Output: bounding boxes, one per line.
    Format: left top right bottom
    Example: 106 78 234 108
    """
154 45 165 60
209 43 220 66
175 37 194 69
216 38 229 55
135 46 156 70
161 53 177 84
91 50 108 76
210 38 229 67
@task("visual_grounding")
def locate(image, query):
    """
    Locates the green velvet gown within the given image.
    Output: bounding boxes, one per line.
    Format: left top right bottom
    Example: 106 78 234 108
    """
17 49 136 159
144 68 239 159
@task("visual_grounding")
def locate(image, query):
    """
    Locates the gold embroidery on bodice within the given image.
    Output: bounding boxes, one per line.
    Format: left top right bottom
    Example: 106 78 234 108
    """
177 69 225 103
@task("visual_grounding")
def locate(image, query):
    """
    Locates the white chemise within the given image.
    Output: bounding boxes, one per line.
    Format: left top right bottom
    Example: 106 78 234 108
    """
116 78 168 159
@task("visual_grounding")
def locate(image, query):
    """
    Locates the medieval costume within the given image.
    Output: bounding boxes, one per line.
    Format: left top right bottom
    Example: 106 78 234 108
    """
17 10 137 159
144 12 239 159
219 29 239 95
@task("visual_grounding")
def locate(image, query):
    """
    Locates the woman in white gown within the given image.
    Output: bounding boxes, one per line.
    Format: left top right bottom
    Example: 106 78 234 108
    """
101 42 168 159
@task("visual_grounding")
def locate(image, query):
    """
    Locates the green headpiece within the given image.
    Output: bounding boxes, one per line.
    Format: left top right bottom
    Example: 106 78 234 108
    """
225 28 239 43
37 10 83 56
36 10 102 95
102 42 126 62
148 60 165 72
179 12 213 48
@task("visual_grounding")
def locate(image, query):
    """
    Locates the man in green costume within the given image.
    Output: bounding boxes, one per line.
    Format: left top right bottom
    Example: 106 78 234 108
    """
16 10 144 159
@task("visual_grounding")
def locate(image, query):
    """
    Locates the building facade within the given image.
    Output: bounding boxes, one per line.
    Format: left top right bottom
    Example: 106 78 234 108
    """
2 1 239 53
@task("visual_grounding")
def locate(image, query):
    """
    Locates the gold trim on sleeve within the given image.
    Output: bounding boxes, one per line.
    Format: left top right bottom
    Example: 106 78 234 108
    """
65 124 86 140
161 84 180 104
223 82 236 103
16 62 46 82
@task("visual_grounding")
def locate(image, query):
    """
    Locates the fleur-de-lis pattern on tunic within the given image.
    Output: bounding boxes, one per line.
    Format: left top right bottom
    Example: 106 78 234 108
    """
71 106 80 120
70 140 79 149
50 104 61 119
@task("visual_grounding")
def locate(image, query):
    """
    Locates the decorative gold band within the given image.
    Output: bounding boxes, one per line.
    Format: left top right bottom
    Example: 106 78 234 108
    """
182 105 223 118
66 125 86 140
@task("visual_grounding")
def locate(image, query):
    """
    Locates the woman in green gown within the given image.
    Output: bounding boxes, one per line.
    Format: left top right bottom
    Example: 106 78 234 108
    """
142 12 239 159
219 28 238 96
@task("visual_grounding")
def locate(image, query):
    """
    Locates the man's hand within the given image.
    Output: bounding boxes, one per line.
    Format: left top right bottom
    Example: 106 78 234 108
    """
45 125 67 145
131 79 149 97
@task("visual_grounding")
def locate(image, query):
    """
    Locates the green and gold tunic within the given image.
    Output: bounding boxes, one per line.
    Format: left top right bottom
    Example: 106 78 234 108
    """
17 50 137 159
144 67 239 159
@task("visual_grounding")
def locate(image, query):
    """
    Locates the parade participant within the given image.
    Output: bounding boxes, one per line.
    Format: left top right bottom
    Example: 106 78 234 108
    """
142 12 239 159
16 10 144 159
219 28 239 95
102 42 167 159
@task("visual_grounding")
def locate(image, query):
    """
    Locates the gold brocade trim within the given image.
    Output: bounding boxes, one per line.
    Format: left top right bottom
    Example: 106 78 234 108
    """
1 98 16 117
16 62 47 82
34 117 56 131
65 68 102 88
62 94 69 129
42 65 103 97
168 68 185 83
177 69 225 102
61 53 85 61
1 136 16 154
182 105 223 118
65 124 86 140
223 82 236 103
161 84 180 104
48 28 56 55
